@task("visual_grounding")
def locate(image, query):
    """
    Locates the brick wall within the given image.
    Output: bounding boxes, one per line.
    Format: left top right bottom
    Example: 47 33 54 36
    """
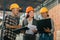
49 4 60 40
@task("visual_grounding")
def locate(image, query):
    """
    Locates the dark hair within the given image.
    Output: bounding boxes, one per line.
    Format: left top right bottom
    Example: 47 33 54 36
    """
45 12 49 17
26 14 29 19
26 13 34 19
47 14 49 17
47 12 49 17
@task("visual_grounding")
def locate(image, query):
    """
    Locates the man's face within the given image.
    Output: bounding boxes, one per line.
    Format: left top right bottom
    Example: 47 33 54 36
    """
12 8 19 16
29 11 34 18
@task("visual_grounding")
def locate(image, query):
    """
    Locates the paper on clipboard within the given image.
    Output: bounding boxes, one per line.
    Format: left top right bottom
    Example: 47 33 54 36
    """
28 24 37 30
26 24 37 34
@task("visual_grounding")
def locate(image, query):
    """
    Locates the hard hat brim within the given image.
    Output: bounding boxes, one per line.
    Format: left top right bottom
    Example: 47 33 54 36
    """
10 7 22 10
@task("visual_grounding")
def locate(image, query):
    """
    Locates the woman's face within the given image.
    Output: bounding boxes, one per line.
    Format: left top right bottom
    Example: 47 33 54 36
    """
41 12 48 18
12 8 20 16
29 11 34 18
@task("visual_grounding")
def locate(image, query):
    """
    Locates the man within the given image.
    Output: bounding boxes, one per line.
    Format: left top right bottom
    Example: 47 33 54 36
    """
38 7 54 40
4 3 21 40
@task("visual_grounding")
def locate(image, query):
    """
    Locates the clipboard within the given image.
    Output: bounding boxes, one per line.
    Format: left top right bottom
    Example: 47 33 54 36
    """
37 18 52 33
13 27 29 34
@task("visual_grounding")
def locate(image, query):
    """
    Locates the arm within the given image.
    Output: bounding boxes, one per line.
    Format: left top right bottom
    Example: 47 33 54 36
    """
6 24 21 29
51 19 54 33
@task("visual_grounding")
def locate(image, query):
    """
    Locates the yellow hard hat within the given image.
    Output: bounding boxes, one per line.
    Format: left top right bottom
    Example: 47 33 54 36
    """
40 7 48 14
10 3 21 10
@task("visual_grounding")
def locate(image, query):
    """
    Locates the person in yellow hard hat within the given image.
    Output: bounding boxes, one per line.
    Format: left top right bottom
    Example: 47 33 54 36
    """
38 7 54 40
4 3 21 40
22 6 37 40
10 3 21 16
40 7 49 18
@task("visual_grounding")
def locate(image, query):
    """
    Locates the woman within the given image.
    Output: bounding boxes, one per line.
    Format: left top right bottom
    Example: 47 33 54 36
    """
38 7 54 40
22 6 37 40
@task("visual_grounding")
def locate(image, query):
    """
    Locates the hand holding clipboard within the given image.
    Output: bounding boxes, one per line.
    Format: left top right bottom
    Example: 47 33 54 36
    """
43 27 51 32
